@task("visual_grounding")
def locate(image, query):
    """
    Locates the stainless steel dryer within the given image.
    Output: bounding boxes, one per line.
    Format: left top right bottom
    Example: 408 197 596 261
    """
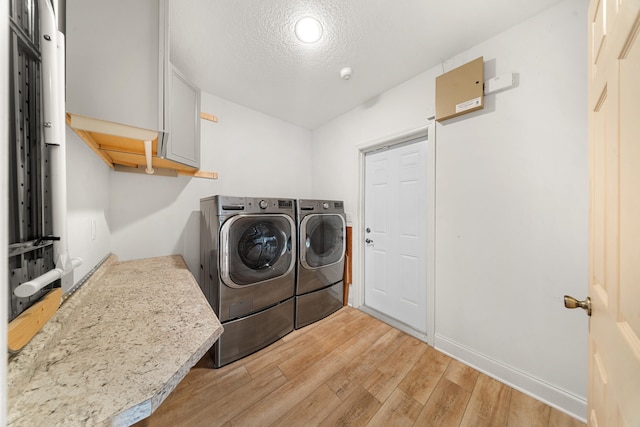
295 199 346 328
200 195 296 367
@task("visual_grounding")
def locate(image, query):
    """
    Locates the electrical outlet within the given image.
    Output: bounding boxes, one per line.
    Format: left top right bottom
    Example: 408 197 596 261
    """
346 212 353 225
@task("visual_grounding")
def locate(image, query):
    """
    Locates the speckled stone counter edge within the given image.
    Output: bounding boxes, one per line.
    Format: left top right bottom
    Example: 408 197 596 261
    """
110 328 217 427
7 254 119 408
7 255 223 426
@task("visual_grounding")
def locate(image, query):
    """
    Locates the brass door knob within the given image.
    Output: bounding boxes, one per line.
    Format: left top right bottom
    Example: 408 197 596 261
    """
564 295 592 316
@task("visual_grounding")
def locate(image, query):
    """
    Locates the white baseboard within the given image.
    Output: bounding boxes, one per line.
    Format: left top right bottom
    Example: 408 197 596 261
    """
435 334 587 423
359 305 430 344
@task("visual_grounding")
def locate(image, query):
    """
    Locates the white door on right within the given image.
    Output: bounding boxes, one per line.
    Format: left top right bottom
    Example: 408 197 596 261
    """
364 137 428 334
587 0 640 425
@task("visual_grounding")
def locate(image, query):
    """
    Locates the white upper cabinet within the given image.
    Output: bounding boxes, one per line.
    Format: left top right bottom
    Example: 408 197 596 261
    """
66 0 166 133
162 65 201 168
66 0 202 170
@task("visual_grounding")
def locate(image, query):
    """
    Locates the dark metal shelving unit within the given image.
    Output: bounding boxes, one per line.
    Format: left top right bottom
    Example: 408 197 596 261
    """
8 0 57 321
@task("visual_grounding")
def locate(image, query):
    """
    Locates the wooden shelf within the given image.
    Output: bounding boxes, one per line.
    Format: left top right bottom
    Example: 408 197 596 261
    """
67 114 218 179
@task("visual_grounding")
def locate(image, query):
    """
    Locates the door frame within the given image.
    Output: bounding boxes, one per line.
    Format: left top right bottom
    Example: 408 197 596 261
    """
355 121 436 345
1 2 9 421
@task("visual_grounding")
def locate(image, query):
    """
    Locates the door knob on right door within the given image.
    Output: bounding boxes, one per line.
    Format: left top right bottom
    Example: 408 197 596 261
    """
564 295 591 316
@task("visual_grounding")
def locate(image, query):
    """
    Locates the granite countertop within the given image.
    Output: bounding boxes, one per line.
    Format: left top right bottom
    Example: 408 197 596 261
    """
7 255 223 426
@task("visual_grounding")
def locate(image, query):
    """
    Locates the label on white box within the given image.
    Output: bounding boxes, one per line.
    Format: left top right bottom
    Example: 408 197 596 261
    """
455 97 482 113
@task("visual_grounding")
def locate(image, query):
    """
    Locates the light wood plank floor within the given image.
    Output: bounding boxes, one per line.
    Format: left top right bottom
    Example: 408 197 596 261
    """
136 307 586 427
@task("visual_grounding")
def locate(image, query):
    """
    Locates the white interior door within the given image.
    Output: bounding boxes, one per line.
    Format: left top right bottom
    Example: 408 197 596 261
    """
364 135 429 334
585 0 640 425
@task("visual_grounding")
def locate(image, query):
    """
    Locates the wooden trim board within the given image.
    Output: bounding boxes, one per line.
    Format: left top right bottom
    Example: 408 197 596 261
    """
200 112 218 123
8 288 62 352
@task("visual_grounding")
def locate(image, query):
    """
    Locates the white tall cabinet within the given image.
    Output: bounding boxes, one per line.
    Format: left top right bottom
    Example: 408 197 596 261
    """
166 65 201 168
66 0 201 170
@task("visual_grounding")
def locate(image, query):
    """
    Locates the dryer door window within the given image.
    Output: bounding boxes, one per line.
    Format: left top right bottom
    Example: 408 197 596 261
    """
220 214 296 287
300 214 346 269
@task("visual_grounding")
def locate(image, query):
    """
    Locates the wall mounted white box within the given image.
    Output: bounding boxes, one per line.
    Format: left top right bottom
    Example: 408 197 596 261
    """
484 73 515 94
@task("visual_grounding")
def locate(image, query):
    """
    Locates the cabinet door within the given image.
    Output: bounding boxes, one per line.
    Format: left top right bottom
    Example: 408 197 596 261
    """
162 65 201 168
66 0 166 132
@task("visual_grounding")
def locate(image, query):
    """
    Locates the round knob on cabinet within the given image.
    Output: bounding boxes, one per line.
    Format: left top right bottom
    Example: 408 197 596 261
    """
259 200 268 209
322 202 330 209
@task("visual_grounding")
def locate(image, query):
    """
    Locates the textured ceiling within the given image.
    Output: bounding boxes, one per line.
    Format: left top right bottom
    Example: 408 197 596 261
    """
169 0 564 129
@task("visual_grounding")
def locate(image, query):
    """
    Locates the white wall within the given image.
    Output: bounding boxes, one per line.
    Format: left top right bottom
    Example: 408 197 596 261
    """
311 0 587 420
66 126 112 289
109 92 313 278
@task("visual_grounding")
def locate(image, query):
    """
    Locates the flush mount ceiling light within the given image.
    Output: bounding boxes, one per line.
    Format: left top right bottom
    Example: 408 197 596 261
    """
295 17 323 43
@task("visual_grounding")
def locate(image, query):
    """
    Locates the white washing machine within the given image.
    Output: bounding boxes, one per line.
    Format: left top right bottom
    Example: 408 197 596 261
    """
295 199 346 328
200 195 296 367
